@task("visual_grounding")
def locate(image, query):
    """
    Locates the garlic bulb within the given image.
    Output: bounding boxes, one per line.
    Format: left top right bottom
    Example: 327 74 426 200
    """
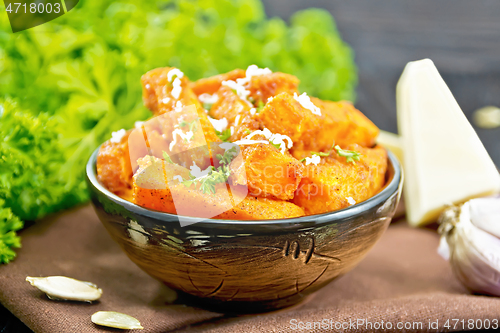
438 197 500 296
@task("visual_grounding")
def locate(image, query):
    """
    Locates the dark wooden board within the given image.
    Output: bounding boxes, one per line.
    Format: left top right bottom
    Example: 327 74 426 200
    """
263 0 500 165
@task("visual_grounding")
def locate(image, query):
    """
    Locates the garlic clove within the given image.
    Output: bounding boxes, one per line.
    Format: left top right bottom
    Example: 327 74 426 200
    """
453 222 500 295
26 276 102 302
91 311 143 330
438 198 500 296
468 197 500 238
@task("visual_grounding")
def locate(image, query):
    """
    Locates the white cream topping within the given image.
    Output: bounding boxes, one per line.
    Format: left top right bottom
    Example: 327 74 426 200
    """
167 68 184 82
222 80 251 102
134 121 144 129
245 127 293 154
305 154 321 166
110 129 127 143
232 139 270 146
294 92 321 116
236 65 273 85
169 128 194 150
171 77 183 99
208 116 228 132
199 93 219 104
234 114 241 127
173 175 184 182
173 101 184 112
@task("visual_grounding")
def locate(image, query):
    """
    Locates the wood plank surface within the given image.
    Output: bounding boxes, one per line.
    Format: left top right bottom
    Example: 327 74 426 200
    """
263 0 500 165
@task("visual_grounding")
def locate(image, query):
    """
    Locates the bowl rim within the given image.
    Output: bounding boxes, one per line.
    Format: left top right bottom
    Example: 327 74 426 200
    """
86 145 402 226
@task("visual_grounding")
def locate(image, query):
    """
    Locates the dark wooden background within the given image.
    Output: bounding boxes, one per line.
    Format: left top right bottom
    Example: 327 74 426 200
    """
1 0 499 331
264 0 500 165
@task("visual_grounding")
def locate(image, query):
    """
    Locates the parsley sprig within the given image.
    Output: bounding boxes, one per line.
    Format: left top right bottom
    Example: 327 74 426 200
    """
182 147 238 194
215 129 231 142
299 143 361 164
334 145 361 163
162 151 174 164
178 117 199 132
299 142 335 162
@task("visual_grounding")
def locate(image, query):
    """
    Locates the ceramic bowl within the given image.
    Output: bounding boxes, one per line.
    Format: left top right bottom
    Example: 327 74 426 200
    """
86 147 403 312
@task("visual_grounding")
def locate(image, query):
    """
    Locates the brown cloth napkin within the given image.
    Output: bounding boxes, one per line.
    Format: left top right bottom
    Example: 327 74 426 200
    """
0 205 499 333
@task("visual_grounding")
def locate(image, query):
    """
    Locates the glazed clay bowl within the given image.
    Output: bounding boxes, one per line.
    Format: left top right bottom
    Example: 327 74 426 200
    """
86 147 402 312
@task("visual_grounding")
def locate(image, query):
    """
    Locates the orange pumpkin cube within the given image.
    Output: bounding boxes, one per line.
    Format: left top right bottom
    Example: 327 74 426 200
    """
293 145 388 215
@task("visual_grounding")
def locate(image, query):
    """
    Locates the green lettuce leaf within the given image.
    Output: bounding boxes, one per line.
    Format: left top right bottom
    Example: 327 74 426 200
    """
0 200 23 264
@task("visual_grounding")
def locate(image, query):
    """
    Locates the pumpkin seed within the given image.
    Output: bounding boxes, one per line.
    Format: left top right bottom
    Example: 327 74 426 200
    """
25 276 102 302
91 311 143 330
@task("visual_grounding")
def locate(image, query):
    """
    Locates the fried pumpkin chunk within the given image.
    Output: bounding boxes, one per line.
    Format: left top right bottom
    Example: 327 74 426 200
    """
293 145 388 215
208 85 260 141
141 67 191 114
256 92 318 149
312 97 379 148
132 156 191 213
209 86 252 124
191 68 299 106
132 156 304 219
141 67 220 145
247 72 299 105
215 196 305 220
258 93 379 153
97 131 133 196
229 143 304 200
190 69 246 95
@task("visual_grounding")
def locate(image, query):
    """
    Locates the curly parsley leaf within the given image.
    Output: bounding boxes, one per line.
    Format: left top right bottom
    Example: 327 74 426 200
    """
0 201 23 264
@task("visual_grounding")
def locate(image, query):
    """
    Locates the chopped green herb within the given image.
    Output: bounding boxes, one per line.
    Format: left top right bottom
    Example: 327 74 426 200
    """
256 100 265 113
270 142 281 150
299 142 336 163
162 151 174 164
335 145 361 163
202 102 214 111
179 118 199 132
182 147 238 194
215 129 232 142
217 147 238 165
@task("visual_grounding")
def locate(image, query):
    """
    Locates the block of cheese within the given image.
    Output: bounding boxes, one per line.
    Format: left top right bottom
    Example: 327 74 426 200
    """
397 58 500 227
376 130 404 164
